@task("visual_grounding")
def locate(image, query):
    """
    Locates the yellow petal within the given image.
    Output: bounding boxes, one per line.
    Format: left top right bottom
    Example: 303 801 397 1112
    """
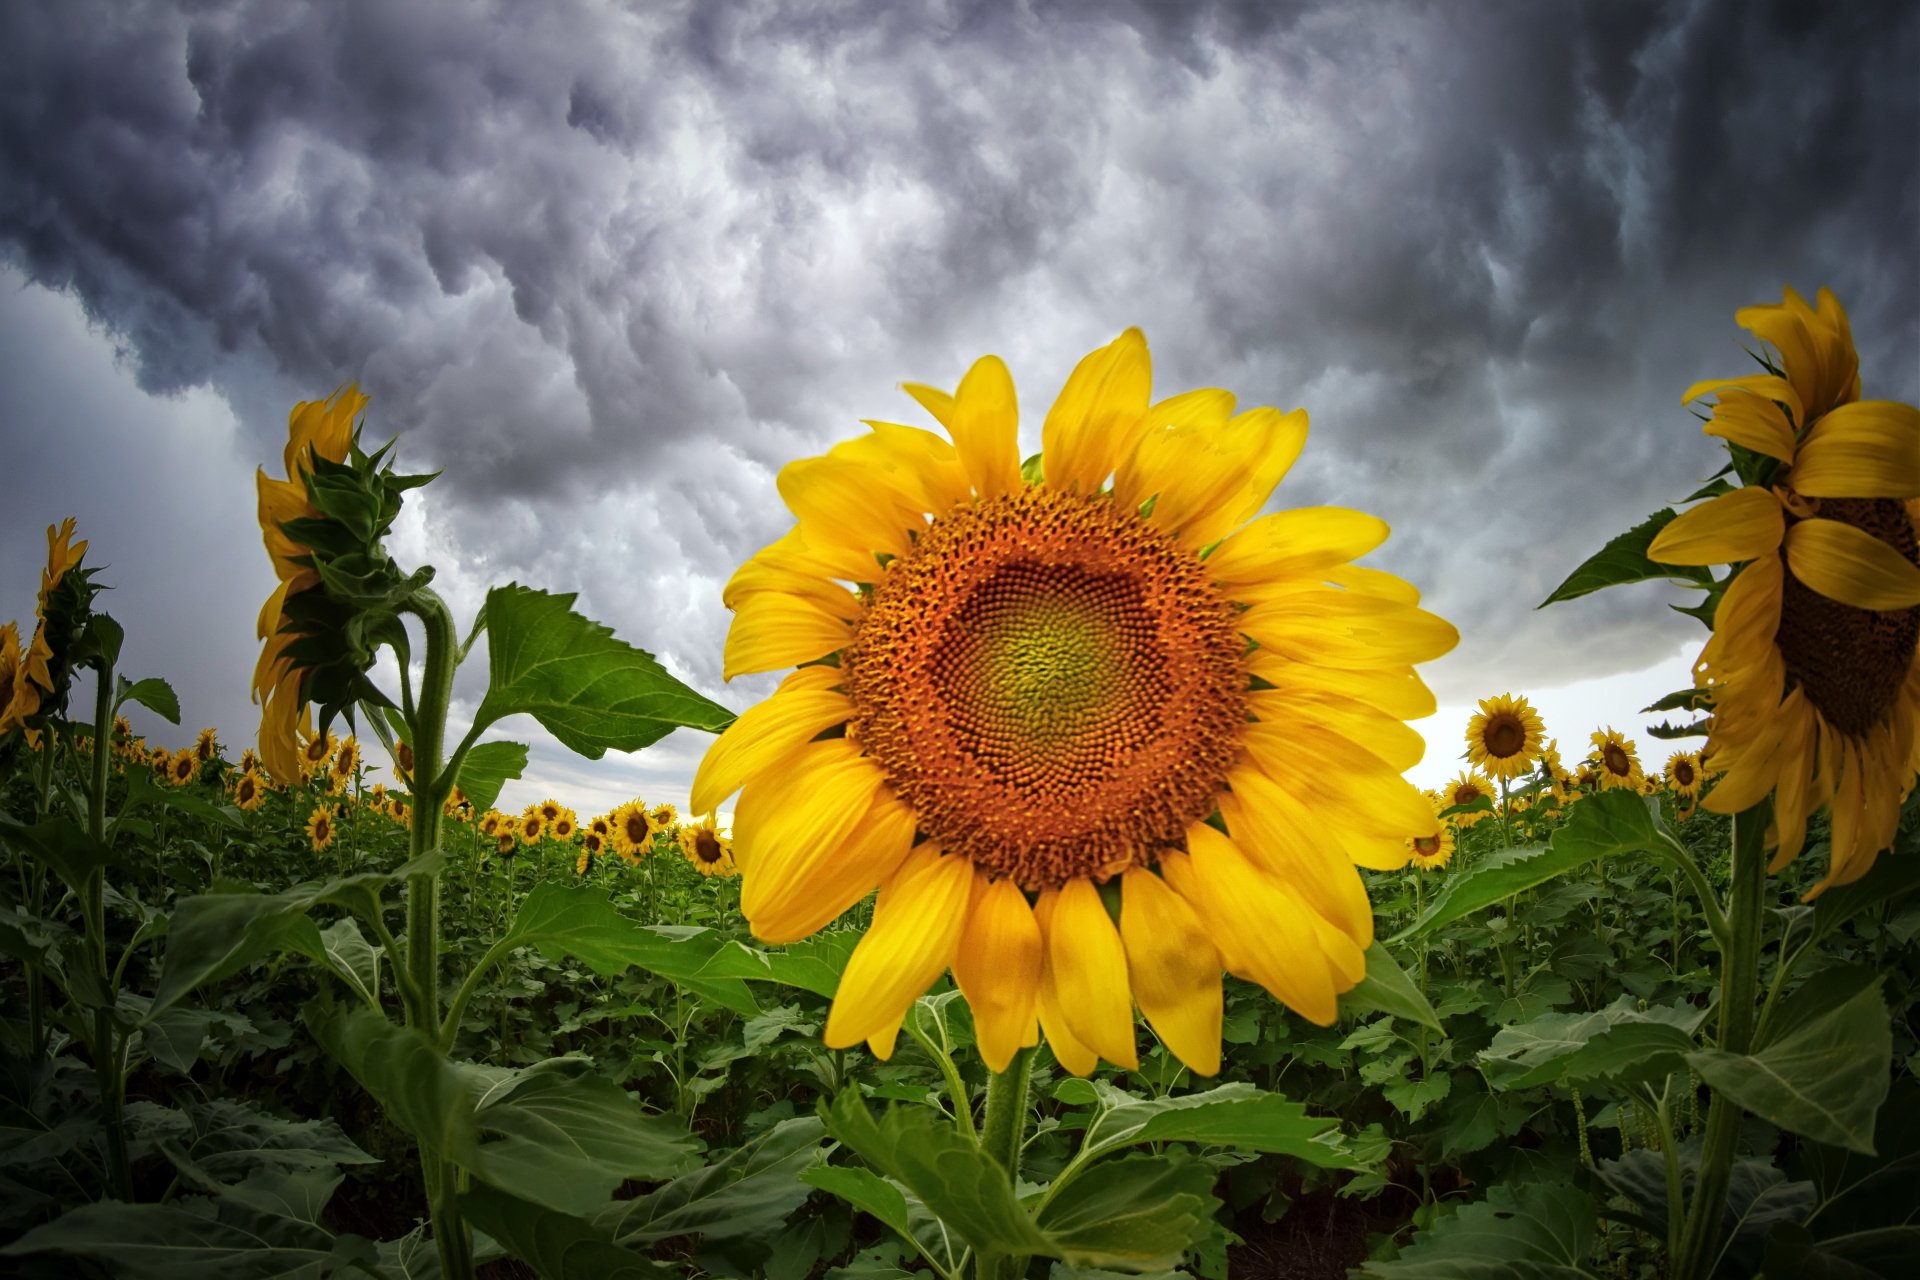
1241 594 1458 668
1033 891 1100 1076
1111 388 1236 510
948 355 1021 499
735 741 885 916
1783 517 1920 610
779 456 920 565
1041 329 1152 495
723 594 853 680
691 671 849 813
1647 487 1784 566
848 421 974 513
1047 878 1138 1069
823 846 972 1048
1119 868 1222 1076
1238 725 1434 842
1702 690 1802 815
1738 286 1859 423
1218 771 1375 948
1766 708 1820 873
1245 658 1437 721
1685 375 1801 460
952 873 1043 1073
1182 408 1313 549
901 381 955 429
1205 508 1391 589
749 787 918 944
867 1013 904 1061
1790 402 1920 498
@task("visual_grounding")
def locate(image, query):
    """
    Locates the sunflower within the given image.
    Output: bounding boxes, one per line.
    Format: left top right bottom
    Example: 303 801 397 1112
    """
193 726 219 764
232 771 266 812
306 804 336 853
329 737 360 792
1465 693 1545 780
1441 770 1495 828
18 519 88 712
649 803 679 830
680 814 737 878
588 815 613 842
169 748 199 787
575 848 593 876
1407 824 1454 871
238 747 261 775
694 329 1455 1075
302 730 337 773
0 622 38 737
394 739 414 785
1648 288 1919 893
518 810 546 846
253 388 365 783
495 832 517 857
1589 728 1643 790
1664 750 1706 802
537 798 563 823
612 802 657 862
551 812 578 841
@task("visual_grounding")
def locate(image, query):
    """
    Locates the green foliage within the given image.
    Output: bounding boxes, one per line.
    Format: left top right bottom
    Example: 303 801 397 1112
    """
1537 507 1712 607
1355 1181 1600 1278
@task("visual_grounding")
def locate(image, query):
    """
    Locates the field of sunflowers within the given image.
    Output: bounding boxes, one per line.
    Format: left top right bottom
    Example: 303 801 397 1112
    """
0 289 1916 1279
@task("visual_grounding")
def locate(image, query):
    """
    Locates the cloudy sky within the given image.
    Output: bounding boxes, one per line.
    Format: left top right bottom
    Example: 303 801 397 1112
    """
2 0 1915 817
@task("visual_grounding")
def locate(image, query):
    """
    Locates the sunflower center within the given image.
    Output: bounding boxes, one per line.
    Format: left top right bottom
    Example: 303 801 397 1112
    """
694 830 724 863
1776 498 1920 737
1674 760 1695 787
1482 715 1526 759
1603 744 1631 776
1451 785 1479 806
1413 835 1441 856
845 486 1246 891
624 813 650 845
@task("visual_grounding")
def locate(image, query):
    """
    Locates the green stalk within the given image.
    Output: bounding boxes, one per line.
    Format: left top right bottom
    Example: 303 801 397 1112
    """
1670 801 1769 1280
401 589 470 1280
975 1048 1035 1280
85 664 132 1200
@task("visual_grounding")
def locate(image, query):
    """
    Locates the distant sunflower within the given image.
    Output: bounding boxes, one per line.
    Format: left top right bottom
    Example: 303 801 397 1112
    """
1664 751 1706 802
1590 728 1643 790
232 771 266 812
680 814 737 878
575 848 592 876
583 830 606 860
1442 771 1495 828
495 832 517 857
1408 825 1454 871
0 622 37 737
306 805 336 853
588 815 613 842
537 798 563 823
302 731 337 773
518 811 545 846
695 329 1456 1075
169 748 199 787
1648 287 1920 893
1573 762 1600 791
194 727 220 764
551 812 578 841
649 803 679 831
613 803 657 862
1465 693 1544 780
18 519 88 713
329 737 359 791
238 747 261 775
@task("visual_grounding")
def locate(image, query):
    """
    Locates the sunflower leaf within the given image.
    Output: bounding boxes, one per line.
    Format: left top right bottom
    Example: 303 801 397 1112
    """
474 584 734 759
1537 508 1713 608
1352 1181 1600 1279
115 675 180 724
453 740 528 813
1341 941 1443 1032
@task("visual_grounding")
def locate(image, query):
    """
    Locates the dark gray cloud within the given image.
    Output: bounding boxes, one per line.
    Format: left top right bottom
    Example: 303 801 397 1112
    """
2 0 1915 803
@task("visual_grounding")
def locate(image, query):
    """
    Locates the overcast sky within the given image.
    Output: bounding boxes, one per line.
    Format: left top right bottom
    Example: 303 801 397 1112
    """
3 0 1915 817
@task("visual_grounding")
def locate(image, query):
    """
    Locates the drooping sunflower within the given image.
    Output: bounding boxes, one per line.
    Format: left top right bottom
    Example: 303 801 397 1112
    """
1465 693 1545 780
612 802 657 863
679 814 737 878
1664 750 1706 803
1589 728 1643 790
694 329 1455 1075
306 804 336 853
232 770 266 812
0 622 38 737
1441 770 1496 828
254 388 366 783
1648 287 1919 893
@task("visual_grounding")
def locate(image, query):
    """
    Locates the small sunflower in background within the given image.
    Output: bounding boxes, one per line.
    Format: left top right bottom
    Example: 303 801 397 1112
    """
238 747 261 775
1442 770 1495 827
574 846 594 875
386 796 409 825
232 770 266 812
168 748 199 787
328 737 359 792
301 730 337 774
612 802 657 862
583 829 606 859
588 814 613 843
679 814 737 877
393 739 414 786
518 810 545 846
537 798 563 824
1589 728 1643 790
1665 749 1707 814
0 622 38 736
1465 693 1545 780
194 726 220 764
551 811 579 841
648 802 678 831
695 328 1455 1076
1407 823 1455 871
306 804 336 853
494 831 516 857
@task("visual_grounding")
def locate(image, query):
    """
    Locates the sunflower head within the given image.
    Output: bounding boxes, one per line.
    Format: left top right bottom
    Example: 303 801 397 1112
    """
1465 693 1544 780
1588 728 1643 790
648 803 678 830
551 813 578 841
614 802 657 860
17 519 108 728
306 804 336 852
1408 825 1455 871
496 831 517 857
169 748 199 787
519 810 546 845
680 815 736 878
0 622 39 739
1442 770 1495 827
589 815 613 840
695 329 1456 1076
233 771 266 812
1664 750 1706 799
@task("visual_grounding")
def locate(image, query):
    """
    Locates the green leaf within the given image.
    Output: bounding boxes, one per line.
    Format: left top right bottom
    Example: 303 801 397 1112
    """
141 1007 211 1074
1595 1146 1813 1274
474 583 733 758
0 814 122 899
1340 940 1442 1032
167 1098 376 1179
1762 1223 1920 1279
1394 791 1679 940
821 1090 1053 1257
1538 508 1712 607
1354 1181 1599 1278
452 739 528 813
802 1165 958 1276
294 917 382 1010
1810 854 1920 947
1061 1079 1368 1170
1033 1154 1219 1270
603 1116 828 1246
1479 998 1706 1091
1689 975 1891 1154
118 765 249 830
461 1183 671 1279
116 675 181 724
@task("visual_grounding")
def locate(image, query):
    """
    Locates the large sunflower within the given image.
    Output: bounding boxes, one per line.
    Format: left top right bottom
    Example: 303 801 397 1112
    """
1648 288 1920 893
1465 693 1544 780
253 387 366 784
694 330 1456 1076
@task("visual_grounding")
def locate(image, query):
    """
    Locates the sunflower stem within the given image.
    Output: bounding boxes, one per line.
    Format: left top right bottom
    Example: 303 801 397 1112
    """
84 661 132 1201
1670 799 1769 1280
975 1047 1035 1279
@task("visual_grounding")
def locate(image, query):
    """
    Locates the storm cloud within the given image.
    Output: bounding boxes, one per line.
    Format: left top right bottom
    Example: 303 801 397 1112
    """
2 0 1914 804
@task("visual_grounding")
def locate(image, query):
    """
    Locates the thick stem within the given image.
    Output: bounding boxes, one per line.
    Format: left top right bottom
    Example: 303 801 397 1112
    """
1671 800 1769 1280
83 665 132 1201
975 1048 1035 1280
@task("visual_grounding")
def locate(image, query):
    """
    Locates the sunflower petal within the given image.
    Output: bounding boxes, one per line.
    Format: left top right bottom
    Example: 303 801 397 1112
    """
901 382 955 429
952 873 1043 1073
736 741 886 919
1120 868 1222 1077
1206 508 1391 588
1042 329 1152 495
823 847 972 1048
691 670 849 813
1648 487 1784 566
948 355 1021 499
1033 891 1101 1076
1047 878 1139 1069
1783 517 1920 610
723 593 854 679
1111 388 1237 510
1790 402 1920 498
749 786 918 944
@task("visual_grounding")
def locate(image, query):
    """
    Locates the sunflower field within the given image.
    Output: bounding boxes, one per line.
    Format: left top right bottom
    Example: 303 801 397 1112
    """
0 291 1916 1280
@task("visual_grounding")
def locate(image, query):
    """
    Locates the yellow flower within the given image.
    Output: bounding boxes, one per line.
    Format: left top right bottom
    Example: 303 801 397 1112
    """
588 815 613 841
232 770 266 812
680 814 737 878
551 812 578 841
1664 750 1706 801
1589 728 1643 791
1407 826 1454 871
238 747 261 775
168 748 199 787
649 803 678 830
1648 287 1919 894
253 387 367 784
583 830 606 862
302 730 338 772
537 798 563 823
1441 771 1495 827
1465 693 1544 780
518 810 545 846
306 804 336 852
612 802 657 862
0 622 39 737
329 737 360 791
495 832 517 856
194 727 220 764
695 329 1456 1076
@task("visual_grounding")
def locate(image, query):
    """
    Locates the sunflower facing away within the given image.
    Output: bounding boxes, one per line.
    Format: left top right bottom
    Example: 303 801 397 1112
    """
1648 288 1920 894
694 330 1457 1076
1589 728 1644 791
1465 693 1545 780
